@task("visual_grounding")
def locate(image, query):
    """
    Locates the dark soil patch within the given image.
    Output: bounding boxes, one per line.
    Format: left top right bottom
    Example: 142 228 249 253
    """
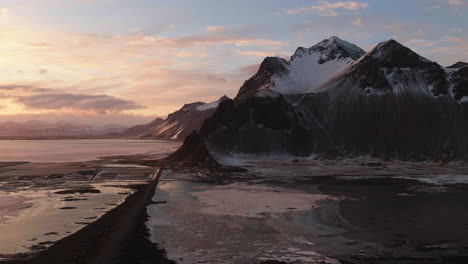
55 188 100 195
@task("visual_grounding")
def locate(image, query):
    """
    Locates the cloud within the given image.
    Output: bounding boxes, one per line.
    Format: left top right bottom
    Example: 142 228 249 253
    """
236 50 281 58
0 84 144 114
407 38 435 47
443 0 468 14
0 8 11 20
0 22 289 118
163 29 285 47
202 26 226 32
445 0 466 6
24 42 53 48
442 36 464 43
15 93 145 114
233 63 260 77
352 18 362 26
424 5 441 9
0 85 54 93
286 1 368 16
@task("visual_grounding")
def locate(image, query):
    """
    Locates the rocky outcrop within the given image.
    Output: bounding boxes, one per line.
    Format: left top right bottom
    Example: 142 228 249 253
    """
158 132 219 166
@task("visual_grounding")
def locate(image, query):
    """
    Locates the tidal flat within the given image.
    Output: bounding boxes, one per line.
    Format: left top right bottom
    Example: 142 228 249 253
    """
2 141 468 264
0 139 180 261
147 158 468 264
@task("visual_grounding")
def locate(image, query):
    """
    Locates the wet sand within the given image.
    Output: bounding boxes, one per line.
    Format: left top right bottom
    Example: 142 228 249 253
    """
2 182 173 264
0 158 161 257
319 177 468 263
0 139 181 263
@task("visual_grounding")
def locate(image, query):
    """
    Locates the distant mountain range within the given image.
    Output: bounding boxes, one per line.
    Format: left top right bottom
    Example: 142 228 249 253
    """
172 36 468 162
0 120 128 137
0 96 230 140
119 96 229 140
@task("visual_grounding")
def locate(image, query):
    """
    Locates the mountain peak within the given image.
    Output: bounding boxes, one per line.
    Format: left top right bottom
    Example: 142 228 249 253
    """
218 95 230 101
292 36 365 63
365 39 432 68
448 61 468 69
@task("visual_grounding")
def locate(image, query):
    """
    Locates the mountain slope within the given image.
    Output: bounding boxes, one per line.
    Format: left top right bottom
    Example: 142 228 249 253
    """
121 96 229 140
184 39 468 161
119 118 164 137
236 36 365 97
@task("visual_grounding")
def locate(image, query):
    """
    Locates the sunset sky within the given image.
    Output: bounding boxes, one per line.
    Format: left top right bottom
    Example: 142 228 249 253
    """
0 0 467 125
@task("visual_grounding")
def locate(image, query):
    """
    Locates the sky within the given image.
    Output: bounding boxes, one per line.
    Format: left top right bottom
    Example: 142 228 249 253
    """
0 0 467 125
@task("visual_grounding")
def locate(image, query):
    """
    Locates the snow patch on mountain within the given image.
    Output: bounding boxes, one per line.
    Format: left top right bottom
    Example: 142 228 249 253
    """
121 96 230 140
196 99 220 111
237 36 366 97
272 52 356 94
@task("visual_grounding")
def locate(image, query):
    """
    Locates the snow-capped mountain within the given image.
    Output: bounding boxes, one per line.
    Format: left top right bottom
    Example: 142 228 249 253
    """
236 36 365 97
178 38 468 161
0 120 127 137
121 96 229 140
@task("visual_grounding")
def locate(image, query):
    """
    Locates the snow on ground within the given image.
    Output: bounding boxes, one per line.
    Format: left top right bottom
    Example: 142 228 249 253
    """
396 174 468 185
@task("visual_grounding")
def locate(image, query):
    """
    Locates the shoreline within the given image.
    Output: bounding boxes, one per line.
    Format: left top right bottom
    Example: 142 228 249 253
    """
0 136 183 141
3 155 468 263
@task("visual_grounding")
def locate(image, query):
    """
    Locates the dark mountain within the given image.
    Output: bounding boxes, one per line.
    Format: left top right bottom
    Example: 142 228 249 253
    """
179 38 468 162
119 118 164 137
448 61 468 69
120 96 229 140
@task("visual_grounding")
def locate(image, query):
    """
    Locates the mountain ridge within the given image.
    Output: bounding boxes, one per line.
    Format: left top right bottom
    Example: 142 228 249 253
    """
236 36 366 98
174 37 468 163
120 96 229 140
0 120 128 137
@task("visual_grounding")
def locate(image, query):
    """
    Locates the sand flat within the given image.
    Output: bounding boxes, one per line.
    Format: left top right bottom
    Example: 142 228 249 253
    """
192 183 332 218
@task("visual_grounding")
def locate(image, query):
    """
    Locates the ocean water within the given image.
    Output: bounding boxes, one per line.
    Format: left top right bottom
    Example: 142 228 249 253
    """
0 139 181 162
